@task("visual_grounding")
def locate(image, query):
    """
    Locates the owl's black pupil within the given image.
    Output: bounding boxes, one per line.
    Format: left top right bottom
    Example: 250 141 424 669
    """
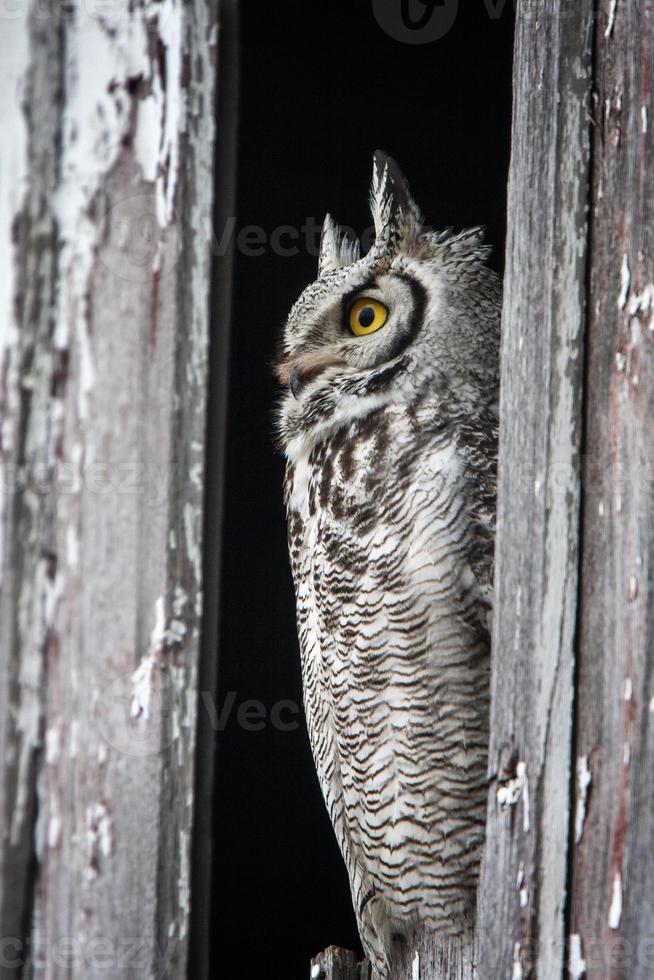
359 306 375 328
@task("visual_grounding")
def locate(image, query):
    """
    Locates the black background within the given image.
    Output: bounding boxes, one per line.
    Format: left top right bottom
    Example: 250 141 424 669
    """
210 3 515 978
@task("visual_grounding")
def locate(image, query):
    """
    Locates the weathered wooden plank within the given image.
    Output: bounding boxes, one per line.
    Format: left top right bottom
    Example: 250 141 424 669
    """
395 938 474 980
310 945 362 980
0 3 64 963
569 2 654 977
476 2 594 977
0 1 219 977
314 937 474 980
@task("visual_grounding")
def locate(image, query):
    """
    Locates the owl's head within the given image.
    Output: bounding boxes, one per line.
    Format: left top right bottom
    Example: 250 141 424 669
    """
276 152 501 452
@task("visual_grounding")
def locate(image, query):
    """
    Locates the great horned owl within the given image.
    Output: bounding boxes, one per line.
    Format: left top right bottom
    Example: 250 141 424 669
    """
276 153 500 979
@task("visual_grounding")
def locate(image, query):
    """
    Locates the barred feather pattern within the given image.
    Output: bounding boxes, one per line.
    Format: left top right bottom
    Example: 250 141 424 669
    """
284 397 496 978
277 153 500 979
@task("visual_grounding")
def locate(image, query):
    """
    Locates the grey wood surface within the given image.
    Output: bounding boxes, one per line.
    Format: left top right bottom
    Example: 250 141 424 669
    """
569 2 654 978
310 946 362 980
0 2 219 977
475 2 594 976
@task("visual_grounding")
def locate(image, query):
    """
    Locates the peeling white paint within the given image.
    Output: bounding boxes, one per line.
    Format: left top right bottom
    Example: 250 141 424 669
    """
130 595 170 716
173 585 187 616
598 501 605 517
45 725 63 766
95 806 113 858
497 777 522 808
85 801 114 880
512 943 523 980
520 887 528 908
574 756 592 843
497 761 530 833
183 501 202 579
131 653 157 721
618 254 630 309
48 812 62 850
70 718 79 759
151 594 167 650
608 872 622 928
519 761 530 832
628 283 654 324
615 351 626 372
516 861 525 890
569 934 587 979
412 952 420 980
623 742 631 766
168 619 187 643
153 1 186 226
66 524 80 569
605 0 617 39
179 827 190 938
53 0 186 419
624 677 633 701
2 0 213 950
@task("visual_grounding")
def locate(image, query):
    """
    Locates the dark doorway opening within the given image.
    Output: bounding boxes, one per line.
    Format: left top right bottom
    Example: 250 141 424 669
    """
210 4 515 978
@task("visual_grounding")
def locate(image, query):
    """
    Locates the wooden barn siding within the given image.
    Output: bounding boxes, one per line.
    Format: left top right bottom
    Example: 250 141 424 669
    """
0 2 220 977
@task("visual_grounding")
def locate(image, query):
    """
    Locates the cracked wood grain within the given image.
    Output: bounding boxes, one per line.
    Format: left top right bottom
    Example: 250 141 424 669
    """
569 2 654 978
0 2 219 977
475 2 595 977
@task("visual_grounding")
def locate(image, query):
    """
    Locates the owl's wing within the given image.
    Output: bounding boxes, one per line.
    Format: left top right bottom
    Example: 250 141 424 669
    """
284 468 364 903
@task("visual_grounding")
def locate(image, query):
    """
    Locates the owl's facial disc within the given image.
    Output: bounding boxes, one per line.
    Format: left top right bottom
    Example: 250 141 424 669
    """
278 270 425 402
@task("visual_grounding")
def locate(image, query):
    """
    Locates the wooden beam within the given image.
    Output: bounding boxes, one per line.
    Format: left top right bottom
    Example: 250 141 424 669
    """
0 2 219 977
310 946 363 980
569 2 654 977
476 2 594 977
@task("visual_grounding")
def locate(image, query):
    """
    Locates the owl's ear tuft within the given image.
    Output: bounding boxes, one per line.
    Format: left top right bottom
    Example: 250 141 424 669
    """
369 150 422 253
423 225 493 265
319 213 361 276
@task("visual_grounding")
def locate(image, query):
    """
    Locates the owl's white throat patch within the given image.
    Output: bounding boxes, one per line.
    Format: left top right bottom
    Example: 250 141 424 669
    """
284 391 395 512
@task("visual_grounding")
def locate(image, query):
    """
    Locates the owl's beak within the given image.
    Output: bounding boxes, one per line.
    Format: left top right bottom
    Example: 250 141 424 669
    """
279 353 347 400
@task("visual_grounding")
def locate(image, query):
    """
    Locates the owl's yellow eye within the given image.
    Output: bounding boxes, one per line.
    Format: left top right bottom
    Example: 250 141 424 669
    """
348 298 388 337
